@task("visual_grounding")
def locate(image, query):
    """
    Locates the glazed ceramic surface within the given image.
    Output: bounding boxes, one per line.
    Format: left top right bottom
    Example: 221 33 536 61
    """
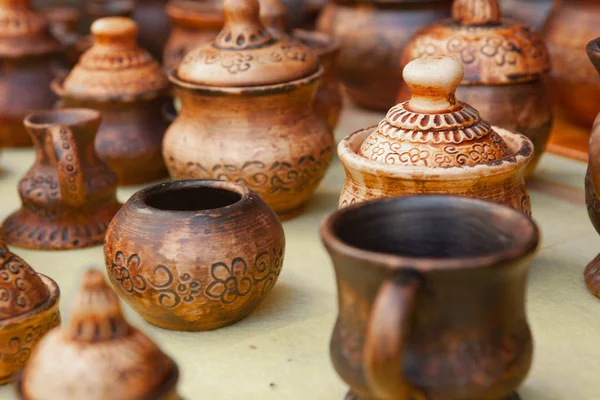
316 0 452 111
104 180 286 331
1 109 121 250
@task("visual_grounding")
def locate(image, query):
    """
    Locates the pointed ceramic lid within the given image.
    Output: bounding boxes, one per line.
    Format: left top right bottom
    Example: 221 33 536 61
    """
176 0 319 87
60 17 169 100
20 269 179 400
360 57 511 167
0 0 61 58
403 0 550 84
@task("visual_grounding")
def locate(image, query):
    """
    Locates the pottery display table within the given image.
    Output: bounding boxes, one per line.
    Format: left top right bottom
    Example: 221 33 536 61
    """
0 103 599 399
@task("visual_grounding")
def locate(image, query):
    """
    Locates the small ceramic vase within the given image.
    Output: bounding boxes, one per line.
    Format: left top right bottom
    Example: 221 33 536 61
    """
132 0 171 61
583 37 600 298
316 0 452 111
543 0 600 128
0 238 60 385
321 195 539 400
14 269 180 400
339 57 533 213
0 0 62 148
398 0 552 177
164 0 333 220
53 17 171 186
104 180 286 331
1 109 121 250
500 0 553 31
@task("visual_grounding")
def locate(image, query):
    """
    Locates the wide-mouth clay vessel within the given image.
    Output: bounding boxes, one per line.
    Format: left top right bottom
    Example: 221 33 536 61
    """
1 109 122 250
104 179 286 331
543 0 600 128
321 195 539 400
316 0 452 111
338 56 533 214
0 237 60 385
164 0 333 220
14 269 180 400
397 0 552 177
53 17 171 186
0 0 62 148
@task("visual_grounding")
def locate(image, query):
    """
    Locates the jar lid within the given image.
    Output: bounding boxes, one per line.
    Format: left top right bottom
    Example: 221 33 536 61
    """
175 0 319 87
360 56 511 167
59 17 169 100
402 0 550 84
0 0 61 58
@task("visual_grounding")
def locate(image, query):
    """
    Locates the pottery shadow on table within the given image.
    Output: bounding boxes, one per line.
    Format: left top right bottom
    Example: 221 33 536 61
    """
242 281 307 324
518 386 564 400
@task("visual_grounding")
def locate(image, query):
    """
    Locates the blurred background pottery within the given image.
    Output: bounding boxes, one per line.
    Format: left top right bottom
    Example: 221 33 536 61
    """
104 180 286 331
53 17 171 186
15 269 180 400
1 109 121 250
316 0 452 111
543 0 600 128
499 0 553 31
398 0 552 177
82 0 133 29
43 6 82 67
132 0 171 60
339 57 533 213
321 195 539 400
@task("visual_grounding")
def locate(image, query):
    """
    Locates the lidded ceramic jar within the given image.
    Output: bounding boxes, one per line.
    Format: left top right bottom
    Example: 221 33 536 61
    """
0 0 62 148
53 17 171 185
339 56 533 213
15 269 180 400
398 0 552 177
0 237 60 384
164 0 333 220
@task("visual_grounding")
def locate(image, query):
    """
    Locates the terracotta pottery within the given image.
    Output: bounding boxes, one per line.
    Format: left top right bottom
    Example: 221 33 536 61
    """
104 180 286 331
43 6 80 66
0 237 60 385
53 17 171 186
398 0 552 177
339 57 533 213
316 0 452 111
164 0 333 220
321 195 539 400
543 0 600 128
500 0 553 31
15 269 180 399
1 109 121 250
132 0 171 61
0 0 62 148
583 37 600 298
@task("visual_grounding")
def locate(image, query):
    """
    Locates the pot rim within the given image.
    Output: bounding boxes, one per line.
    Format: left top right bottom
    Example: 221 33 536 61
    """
338 125 533 180
321 195 539 272
292 29 340 59
0 274 60 329
23 108 101 130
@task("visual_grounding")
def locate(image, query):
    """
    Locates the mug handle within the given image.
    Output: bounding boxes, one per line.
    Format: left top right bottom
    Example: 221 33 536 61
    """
363 271 424 400
48 125 86 207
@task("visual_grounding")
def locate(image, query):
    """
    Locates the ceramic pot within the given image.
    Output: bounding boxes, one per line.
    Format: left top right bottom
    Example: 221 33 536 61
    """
339 57 533 213
543 0 600 128
398 0 552 177
53 17 171 186
133 0 171 60
164 0 333 220
0 238 60 385
15 269 180 400
104 180 286 331
321 195 539 400
1 109 121 250
500 0 553 31
316 0 452 111
0 0 62 148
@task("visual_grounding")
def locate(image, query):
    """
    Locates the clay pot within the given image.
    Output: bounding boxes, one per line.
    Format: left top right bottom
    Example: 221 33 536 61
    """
0 0 63 148
321 195 539 400
316 0 452 111
53 17 171 186
15 269 180 399
1 109 122 250
398 0 552 177
104 180 286 331
543 0 600 128
133 0 171 60
0 238 60 385
164 0 333 220
339 57 533 213
500 0 553 31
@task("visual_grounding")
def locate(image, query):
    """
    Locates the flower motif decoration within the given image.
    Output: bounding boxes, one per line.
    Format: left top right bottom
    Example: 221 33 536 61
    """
109 251 147 294
222 53 253 74
206 258 253 305
177 273 201 304
397 147 430 166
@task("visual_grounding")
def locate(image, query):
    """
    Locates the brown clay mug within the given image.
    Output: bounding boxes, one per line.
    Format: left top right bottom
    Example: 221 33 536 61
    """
321 195 539 400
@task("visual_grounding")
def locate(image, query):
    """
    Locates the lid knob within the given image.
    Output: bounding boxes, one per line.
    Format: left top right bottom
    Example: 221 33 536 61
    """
259 0 288 33
91 16 138 47
403 56 464 113
452 0 500 25
215 0 272 49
